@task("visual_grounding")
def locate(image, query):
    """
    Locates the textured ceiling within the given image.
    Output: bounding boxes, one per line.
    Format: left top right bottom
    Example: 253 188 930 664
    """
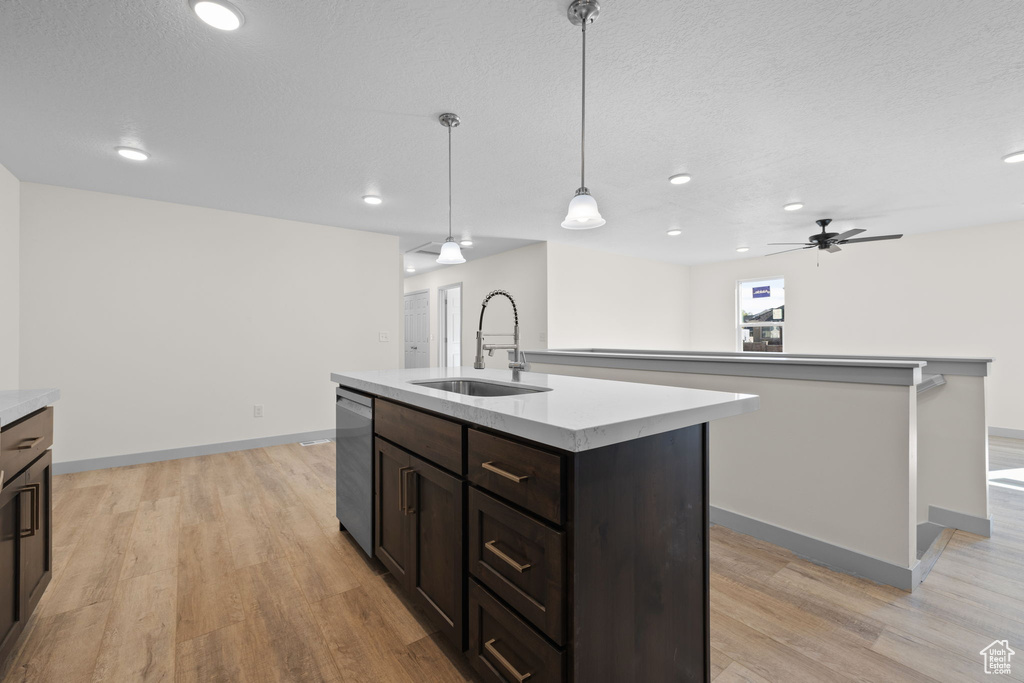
3 0 1024 273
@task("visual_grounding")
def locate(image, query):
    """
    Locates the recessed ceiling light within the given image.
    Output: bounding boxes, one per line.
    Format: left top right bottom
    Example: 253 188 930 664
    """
783 203 804 211
405 267 416 273
189 0 244 30
1003 151 1024 164
666 229 682 236
115 146 149 161
736 247 750 253
668 174 691 185
362 195 382 205
459 239 473 246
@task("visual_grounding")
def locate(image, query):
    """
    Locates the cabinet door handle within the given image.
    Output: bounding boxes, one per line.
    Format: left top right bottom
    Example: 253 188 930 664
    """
19 483 40 538
485 540 531 572
484 639 531 682
397 466 412 513
481 461 529 483
404 470 417 515
18 436 44 451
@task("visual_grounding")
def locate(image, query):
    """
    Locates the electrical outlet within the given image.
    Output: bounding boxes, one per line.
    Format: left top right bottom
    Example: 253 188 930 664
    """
379 331 390 342
254 404 263 418
539 332 548 342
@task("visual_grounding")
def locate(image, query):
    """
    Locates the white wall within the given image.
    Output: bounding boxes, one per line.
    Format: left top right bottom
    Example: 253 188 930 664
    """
19 184 400 463
0 162 19 388
531 361 918 570
547 242 690 350
689 222 1024 431
403 243 548 369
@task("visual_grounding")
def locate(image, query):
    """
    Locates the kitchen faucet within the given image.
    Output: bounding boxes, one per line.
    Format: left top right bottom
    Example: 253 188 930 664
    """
474 289 526 371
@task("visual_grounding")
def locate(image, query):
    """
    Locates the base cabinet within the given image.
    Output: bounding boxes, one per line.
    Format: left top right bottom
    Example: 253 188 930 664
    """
374 437 465 648
368 396 710 682
0 448 52 669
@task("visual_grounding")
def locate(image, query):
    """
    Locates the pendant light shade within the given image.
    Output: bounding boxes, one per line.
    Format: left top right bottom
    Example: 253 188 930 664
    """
437 237 466 264
437 113 466 265
563 0 604 230
562 189 605 229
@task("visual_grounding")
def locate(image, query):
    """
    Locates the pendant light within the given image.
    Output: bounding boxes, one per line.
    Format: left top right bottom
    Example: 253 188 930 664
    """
562 0 605 230
436 113 467 264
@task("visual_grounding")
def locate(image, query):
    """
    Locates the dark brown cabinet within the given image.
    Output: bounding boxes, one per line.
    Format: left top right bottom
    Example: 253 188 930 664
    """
374 437 464 648
365 393 711 682
0 406 55 673
407 455 463 647
0 448 52 669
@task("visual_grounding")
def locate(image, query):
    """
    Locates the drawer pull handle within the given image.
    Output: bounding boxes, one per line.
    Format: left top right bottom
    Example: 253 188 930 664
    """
485 540 531 572
397 466 412 513
18 436 45 451
484 639 531 682
19 483 40 538
403 469 417 515
481 461 529 483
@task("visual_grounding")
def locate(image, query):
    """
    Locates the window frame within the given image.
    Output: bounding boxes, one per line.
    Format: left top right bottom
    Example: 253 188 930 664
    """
736 276 785 353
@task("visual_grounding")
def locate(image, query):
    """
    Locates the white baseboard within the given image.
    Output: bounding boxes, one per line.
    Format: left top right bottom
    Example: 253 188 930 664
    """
710 506 919 592
989 426 1024 440
53 429 335 475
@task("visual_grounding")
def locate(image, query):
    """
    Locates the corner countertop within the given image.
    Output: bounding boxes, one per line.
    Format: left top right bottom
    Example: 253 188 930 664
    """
331 367 758 453
0 389 60 429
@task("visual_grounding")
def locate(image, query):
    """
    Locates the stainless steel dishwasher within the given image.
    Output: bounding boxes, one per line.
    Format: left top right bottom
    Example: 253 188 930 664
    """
335 387 373 556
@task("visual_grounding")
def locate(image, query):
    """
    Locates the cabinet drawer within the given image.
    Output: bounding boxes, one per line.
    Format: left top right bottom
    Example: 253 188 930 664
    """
375 400 463 474
1 407 53 487
469 488 566 644
468 581 565 683
468 429 563 524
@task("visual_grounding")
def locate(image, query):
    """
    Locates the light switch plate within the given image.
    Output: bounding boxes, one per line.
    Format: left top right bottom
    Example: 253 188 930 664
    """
379 331 390 342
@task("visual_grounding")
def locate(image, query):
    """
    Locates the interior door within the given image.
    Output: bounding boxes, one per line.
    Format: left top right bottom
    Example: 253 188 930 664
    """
404 291 430 369
375 439 411 585
408 455 464 648
439 284 462 368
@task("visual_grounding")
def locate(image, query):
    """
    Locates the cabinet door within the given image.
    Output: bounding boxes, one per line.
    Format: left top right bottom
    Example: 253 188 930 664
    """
20 450 52 618
374 439 411 584
0 473 26 665
407 455 464 649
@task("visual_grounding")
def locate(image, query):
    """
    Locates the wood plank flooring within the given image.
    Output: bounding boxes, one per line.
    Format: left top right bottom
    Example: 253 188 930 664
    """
2 438 1022 682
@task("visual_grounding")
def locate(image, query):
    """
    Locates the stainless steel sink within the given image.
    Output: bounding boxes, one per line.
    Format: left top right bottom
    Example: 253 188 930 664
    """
410 378 552 397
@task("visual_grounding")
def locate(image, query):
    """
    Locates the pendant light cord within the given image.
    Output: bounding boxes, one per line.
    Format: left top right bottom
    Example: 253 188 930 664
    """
447 122 453 239
581 22 586 189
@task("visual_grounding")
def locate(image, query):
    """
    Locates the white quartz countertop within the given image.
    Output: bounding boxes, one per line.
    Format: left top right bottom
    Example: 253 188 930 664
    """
331 367 758 453
0 389 60 428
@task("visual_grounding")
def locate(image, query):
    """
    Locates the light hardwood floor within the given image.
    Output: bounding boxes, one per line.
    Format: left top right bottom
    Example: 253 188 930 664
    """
2 438 1023 682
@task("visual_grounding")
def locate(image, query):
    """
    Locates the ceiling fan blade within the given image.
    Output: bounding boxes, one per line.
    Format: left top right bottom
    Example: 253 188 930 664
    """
766 246 814 257
767 242 814 246
833 228 866 242
827 244 842 253
842 234 903 244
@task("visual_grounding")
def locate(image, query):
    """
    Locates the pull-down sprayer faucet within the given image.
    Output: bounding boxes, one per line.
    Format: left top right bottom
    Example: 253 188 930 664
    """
474 290 526 371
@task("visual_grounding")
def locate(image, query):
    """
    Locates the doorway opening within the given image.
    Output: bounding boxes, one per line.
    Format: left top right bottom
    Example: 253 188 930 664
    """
404 289 430 369
439 283 462 369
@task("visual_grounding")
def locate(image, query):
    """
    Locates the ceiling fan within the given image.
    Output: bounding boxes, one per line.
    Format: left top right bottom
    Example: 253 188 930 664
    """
767 219 903 257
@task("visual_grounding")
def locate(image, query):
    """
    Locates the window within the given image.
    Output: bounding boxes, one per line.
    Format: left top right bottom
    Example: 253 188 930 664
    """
738 277 784 353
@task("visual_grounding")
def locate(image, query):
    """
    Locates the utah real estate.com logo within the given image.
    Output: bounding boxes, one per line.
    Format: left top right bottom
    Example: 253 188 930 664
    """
980 640 1015 675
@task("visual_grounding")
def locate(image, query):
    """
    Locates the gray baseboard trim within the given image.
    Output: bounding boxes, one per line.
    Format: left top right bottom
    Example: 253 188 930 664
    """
989 426 1024 440
709 506 919 592
928 504 992 537
53 429 335 475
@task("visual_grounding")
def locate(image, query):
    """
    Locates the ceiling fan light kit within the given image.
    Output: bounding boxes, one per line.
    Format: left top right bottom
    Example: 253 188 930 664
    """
436 113 466 265
562 0 606 230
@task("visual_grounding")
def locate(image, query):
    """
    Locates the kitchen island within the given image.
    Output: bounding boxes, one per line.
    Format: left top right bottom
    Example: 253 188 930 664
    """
332 367 757 683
